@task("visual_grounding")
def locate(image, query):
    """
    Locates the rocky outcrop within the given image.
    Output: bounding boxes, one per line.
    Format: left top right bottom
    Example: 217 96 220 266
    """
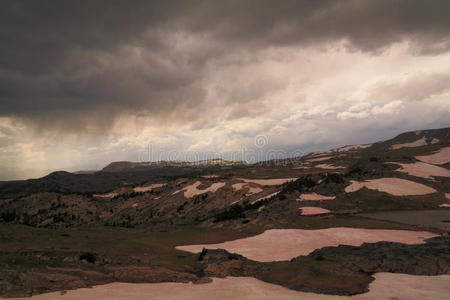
298 236 450 275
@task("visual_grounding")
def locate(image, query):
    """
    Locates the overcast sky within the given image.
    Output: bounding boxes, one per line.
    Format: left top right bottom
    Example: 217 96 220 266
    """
1 0 450 180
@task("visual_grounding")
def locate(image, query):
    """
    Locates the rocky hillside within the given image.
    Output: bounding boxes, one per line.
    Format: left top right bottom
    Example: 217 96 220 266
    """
0 127 448 229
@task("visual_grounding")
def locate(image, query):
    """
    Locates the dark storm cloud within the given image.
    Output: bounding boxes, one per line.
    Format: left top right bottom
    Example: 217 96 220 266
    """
1 0 449 132
174 0 450 53
0 0 185 73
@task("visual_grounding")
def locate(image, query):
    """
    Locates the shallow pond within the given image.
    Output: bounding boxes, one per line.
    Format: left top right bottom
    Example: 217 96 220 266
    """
359 209 450 231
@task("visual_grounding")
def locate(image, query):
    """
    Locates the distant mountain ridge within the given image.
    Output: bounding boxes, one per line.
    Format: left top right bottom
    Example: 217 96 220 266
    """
102 158 247 172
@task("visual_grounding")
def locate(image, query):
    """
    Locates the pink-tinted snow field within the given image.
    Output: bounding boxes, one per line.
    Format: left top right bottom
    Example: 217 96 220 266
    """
345 178 436 196
299 207 331 215
298 193 336 201
176 228 437 262
10 273 450 300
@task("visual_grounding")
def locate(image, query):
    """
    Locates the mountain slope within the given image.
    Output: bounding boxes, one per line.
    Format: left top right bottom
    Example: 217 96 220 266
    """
0 127 449 298
0 127 448 229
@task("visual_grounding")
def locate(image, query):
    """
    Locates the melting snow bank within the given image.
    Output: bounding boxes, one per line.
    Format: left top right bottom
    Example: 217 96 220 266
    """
334 144 372 152
92 192 118 198
298 193 336 201
388 162 450 180
231 183 263 195
315 164 345 169
8 273 450 300
175 181 226 198
176 228 437 262
300 207 331 215
133 183 166 193
237 178 297 186
391 137 427 149
306 156 333 162
250 192 280 204
415 147 450 165
231 183 247 191
201 175 220 178
345 178 436 196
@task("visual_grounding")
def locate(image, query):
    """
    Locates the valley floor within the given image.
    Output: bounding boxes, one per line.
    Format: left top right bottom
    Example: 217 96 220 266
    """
0 216 449 298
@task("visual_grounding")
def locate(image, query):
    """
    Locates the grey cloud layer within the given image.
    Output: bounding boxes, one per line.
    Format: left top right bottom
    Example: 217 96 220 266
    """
371 74 450 102
1 0 450 132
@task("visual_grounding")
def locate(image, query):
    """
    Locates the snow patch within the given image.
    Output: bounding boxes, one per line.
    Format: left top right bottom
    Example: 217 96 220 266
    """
415 147 450 165
315 164 345 169
299 207 331 215
391 137 427 149
18 274 450 300
133 183 166 193
181 181 226 198
306 156 332 162
345 178 436 196
297 193 335 201
202 175 220 178
238 178 296 186
93 192 118 198
251 192 280 204
430 138 440 144
176 228 437 262
245 187 263 196
389 162 450 180
334 144 372 152
231 183 247 191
